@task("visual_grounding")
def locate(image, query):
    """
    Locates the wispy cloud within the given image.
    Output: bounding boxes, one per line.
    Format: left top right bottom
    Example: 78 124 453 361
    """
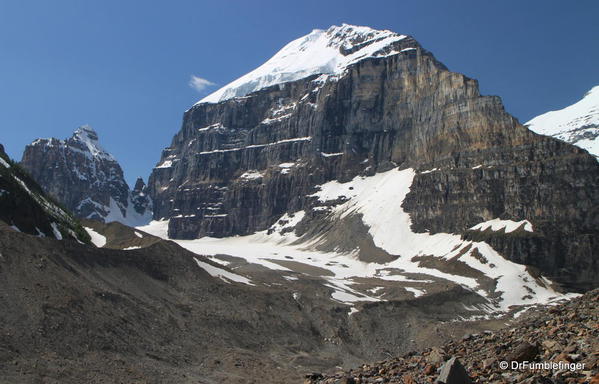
189 75 215 92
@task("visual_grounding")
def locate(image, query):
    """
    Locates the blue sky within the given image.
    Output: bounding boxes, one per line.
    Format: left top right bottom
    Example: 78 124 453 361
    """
1 0 598 186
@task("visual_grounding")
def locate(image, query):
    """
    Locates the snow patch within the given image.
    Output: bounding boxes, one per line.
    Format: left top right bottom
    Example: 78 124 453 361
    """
321 152 343 157
470 218 533 233
193 257 254 285
240 170 264 180
50 222 63 240
85 227 107 247
71 126 116 161
405 287 425 297
155 159 174 169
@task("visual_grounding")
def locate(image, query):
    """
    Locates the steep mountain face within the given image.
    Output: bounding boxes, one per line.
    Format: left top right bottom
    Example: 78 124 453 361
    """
131 177 153 217
21 126 152 225
0 143 89 242
148 24 599 291
526 85 599 159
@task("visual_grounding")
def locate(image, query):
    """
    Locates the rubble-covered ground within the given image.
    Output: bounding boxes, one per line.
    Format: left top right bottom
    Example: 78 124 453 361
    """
307 289 599 384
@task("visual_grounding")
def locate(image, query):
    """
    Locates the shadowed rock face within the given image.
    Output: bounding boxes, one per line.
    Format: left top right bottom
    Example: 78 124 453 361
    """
131 177 152 216
0 144 89 243
148 34 599 290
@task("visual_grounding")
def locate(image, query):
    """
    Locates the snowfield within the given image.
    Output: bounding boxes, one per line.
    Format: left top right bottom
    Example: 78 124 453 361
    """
197 24 409 104
526 85 599 159
138 168 575 314
84 227 107 247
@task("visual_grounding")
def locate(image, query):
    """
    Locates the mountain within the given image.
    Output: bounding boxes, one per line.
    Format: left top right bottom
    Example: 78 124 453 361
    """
147 24 599 295
20 125 152 226
3 24 598 384
526 85 599 159
0 143 89 242
198 25 410 104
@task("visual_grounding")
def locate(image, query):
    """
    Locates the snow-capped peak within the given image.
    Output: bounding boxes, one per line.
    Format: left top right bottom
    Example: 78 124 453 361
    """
71 125 115 161
197 24 410 105
526 85 599 159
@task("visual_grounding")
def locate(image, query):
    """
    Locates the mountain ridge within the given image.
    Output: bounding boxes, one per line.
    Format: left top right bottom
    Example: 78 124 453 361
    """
198 24 415 104
20 125 152 226
526 85 599 159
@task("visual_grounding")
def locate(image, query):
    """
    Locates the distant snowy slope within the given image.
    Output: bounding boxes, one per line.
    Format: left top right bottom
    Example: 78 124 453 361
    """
526 86 599 159
198 24 409 104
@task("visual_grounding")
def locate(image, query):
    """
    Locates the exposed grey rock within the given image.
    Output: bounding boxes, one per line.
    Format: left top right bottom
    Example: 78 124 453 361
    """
426 347 447 365
308 289 599 384
436 357 472 384
20 126 152 225
131 177 152 216
506 341 539 363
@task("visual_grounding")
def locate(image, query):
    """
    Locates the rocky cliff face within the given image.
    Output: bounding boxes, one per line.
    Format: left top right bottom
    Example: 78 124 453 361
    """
21 126 152 225
131 177 153 217
148 24 599 290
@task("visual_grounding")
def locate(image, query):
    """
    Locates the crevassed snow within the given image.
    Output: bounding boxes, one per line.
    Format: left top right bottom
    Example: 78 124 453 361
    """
193 257 254 285
85 227 107 247
470 218 533 233
197 24 408 104
526 85 599 159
